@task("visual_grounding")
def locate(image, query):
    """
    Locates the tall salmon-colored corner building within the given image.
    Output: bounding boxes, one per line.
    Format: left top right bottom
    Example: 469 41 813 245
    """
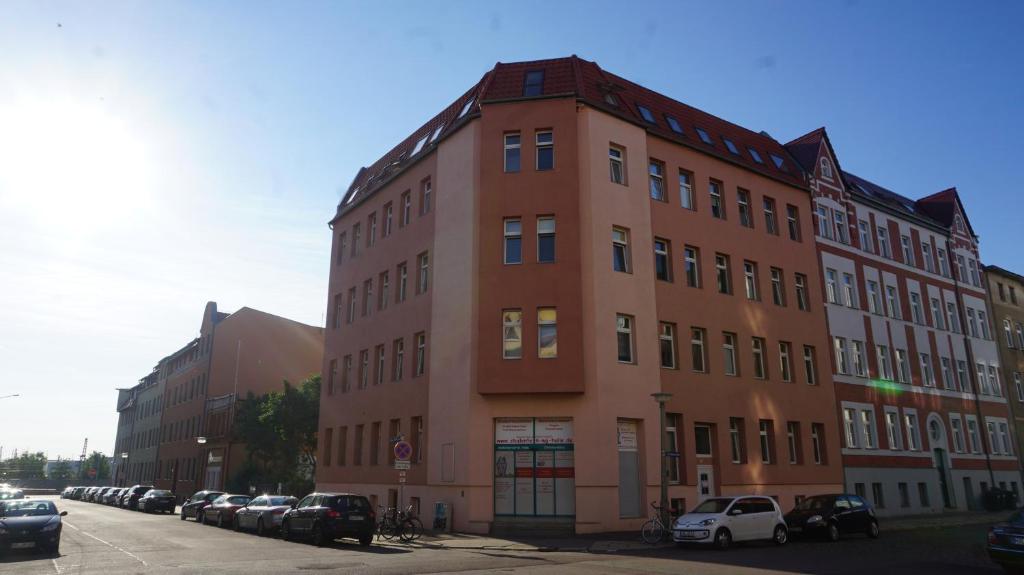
317 56 844 534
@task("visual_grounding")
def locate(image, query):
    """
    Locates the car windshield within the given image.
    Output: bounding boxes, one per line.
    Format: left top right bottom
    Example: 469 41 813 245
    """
227 496 251 505
690 498 734 514
146 490 172 497
134 486 153 494
2 501 57 517
794 496 835 511
268 496 295 506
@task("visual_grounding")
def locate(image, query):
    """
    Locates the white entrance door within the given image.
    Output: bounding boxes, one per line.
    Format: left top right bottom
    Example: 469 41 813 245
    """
697 465 715 500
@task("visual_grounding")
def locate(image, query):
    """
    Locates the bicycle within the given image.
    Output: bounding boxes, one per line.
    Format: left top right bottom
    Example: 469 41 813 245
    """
640 502 673 544
376 506 400 541
397 504 422 543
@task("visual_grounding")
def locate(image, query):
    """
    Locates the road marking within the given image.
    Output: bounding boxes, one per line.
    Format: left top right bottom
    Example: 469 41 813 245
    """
63 520 149 567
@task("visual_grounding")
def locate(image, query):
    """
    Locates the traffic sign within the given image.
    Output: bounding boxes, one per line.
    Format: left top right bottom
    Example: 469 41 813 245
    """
394 460 410 470
394 440 413 462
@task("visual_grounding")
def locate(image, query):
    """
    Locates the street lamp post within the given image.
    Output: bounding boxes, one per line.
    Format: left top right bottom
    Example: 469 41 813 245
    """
651 392 673 530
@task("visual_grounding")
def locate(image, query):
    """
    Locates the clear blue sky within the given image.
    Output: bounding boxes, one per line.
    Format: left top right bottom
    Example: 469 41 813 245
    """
1 0 1021 458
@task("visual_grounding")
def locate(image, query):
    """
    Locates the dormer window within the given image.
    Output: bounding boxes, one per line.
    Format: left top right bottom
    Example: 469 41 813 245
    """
604 92 619 106
695 128 713 145
770 154 787 171
429 123 445 143
523 70 545 96
820 157 834 180
410 135 428 157
636 104 656 124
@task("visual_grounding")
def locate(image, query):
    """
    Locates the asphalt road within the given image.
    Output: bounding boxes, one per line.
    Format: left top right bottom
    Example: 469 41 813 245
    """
0 497 1006 574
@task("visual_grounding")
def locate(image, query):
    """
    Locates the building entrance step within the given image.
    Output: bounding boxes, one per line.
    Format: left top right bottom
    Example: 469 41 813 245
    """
491 516 575 538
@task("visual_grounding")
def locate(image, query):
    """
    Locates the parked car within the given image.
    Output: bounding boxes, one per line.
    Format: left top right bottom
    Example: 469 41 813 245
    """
120 485 154 510
202 494 252 528
0 490 25 501
784 493 879 541
233 495 298 536
281 492 375 547
71 487 87 500
104 488 124 505
93 487 113 503
180 490 225 522
138 490 176 514
0 499 67 555
672 496 788 549
60 487 74 499
988 509 1024 571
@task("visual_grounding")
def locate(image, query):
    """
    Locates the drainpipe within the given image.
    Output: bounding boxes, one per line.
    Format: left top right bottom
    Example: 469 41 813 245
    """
945 237 996 487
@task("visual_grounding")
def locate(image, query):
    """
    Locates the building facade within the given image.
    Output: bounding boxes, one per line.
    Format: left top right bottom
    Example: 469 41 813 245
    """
785 129 1019 515
112 369 164 486
985 265 1024 480
317 56 846 534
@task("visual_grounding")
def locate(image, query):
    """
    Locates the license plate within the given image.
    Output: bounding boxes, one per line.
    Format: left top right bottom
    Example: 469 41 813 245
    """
11 542 35 549
349 515 364 521
1013 536 1024 546
789 526 802 532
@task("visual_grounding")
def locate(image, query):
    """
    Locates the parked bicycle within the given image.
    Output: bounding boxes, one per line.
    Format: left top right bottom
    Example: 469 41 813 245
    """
376 504 422 543
640 502 673 544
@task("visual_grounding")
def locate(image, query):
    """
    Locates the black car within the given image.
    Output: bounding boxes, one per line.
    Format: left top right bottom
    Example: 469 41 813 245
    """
180 490 225 522
70 487 87 500
281 493 375 547
138 489 176 514
120 485 154 510
989 509 1024 571
0 499 66 555
784 494 880 541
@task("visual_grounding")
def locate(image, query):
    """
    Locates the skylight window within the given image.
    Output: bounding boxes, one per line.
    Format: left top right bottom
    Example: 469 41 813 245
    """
604 93 619 106
695 128 713 145
458 98 475 119
636 104 656 124
748 148 763 163
430 123 445 143
856 183 874 197
410 135 428 157
344 186 360 205
523 70 545 96
723 138 740 155
770 154 786 170
665 116 683 134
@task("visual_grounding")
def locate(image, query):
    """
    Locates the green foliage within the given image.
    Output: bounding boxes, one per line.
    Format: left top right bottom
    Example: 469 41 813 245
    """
78 451 110 480
0 452 47 480
48 460 74 480
231 375 320 495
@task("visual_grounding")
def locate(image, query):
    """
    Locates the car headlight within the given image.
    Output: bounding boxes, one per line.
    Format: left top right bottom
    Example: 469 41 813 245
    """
699 518 718 526
807 515 823 523
41 521 60 532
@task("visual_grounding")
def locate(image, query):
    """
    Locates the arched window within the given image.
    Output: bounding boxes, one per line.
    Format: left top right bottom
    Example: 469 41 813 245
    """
820 157 834 180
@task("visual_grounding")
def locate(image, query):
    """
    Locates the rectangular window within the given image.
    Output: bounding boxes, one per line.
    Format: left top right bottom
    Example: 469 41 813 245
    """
743 261 759 300
817 205 833 239
922 242 933 272
612 227 631 273
885 285 901 319
684 246 700 287
396 262 408 303
803 346 818 385
966 417 981 452
351 223 361 257
957 360 969 392
691 328 707 373
383 203 393 237
872 483 885 509
779 342 793 382
379 271 390 310
666 414 681 483
359 349 369 389
899 483 910 508
920 353 935 387
967 308 979 338
338 426 347 466
659 323 677 369
877 227 891 258
752 337 767 379
414 332 426 377
759 420 774 464
950 416 966 453
770 268 785 306
811 423 826 464
937 247 949 277
416 252 429 294
392 338 404 381
504 133 521 172
617 314 634 363
787 422 801 464
910 292 924 324
502 310 522 359
947 302 961 333
858 220 872 252
885 409 902 450
419 178 432 215
867 281 881 314
763 197 778 234
786 205 801 241
523 70 544 96
332 293 343 329
715 254 731 294
538 308 558 358
904 412 921 450
354 424 364 465
411 416 424 463
654 238 671 281
709 180 725 219
860 409 876 449
648 160 665 201
536 131 553 171
737 189 752 228
723 332 738 376
931 297 945 329
401 191 412 227
795 273 809 311
362 279 373 317
537 217 556 263
834 210 848 243
367 213 377 247
342 355 352 392
941 357 954 390
825 269 839 304
842 273 857 308
852 340 867 377
337 232 347 265
679 170 694 209
895 349 910 383
609 145 625 184
327 358 338 395
370 422 381 465
504 218 522 264
694 424 712 457
901 235 914 266
729 418 745 463
834 337 849 375
843 408 858 448
375 345 385 385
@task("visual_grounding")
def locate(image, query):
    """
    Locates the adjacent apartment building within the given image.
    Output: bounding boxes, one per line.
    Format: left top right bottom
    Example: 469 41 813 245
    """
985 265 1024 478
317 56 846 534
112 302 323 501
785 129 1019 515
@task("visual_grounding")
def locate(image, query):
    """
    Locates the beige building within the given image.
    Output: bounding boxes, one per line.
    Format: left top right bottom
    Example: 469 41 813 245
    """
985 265 1024 482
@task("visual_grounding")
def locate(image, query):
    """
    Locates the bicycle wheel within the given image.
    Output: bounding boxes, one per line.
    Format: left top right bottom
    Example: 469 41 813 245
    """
641 519 664 544
399 518 421 542
379 517 398 540
405 517 423 541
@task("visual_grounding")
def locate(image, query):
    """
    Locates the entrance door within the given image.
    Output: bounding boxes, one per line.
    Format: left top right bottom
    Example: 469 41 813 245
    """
617 420 642 518
697 465 715 500
933 448 953 508
205 466 221 491
963 477 975 511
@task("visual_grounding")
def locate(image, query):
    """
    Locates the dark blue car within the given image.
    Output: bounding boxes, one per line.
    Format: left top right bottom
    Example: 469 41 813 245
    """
989 510 1024 571
0 499 66 555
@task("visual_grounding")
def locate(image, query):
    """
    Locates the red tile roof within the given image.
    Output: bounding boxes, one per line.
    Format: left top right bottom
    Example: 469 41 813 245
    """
335 56 817 218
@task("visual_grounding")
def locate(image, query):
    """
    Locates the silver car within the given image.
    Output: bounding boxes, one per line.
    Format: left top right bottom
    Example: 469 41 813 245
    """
232 495 297 536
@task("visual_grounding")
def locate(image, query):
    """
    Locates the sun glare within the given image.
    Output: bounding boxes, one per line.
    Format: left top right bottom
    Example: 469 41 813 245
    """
0 98 154 230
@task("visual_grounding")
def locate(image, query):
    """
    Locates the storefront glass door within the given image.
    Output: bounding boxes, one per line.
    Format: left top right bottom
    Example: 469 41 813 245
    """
494 418 575 517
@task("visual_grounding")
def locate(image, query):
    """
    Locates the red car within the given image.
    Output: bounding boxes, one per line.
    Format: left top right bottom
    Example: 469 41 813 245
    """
201 494 252 528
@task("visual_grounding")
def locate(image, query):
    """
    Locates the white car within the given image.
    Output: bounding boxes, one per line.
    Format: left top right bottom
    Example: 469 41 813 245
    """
672 495 788 549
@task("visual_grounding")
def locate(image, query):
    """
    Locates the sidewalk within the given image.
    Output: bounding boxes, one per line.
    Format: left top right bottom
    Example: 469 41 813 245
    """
378 510 1012 554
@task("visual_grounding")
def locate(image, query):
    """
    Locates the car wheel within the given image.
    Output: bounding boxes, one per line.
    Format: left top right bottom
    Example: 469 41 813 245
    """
217 513 224 528
197 511 205 525
773 525 788 546
359 534 372 547
866 520 879 539
256 518 266 537
714 528 732 550
180 510 187 521
281 520 292 541
233 515 241 532
827 522 840 542
311 523 326 547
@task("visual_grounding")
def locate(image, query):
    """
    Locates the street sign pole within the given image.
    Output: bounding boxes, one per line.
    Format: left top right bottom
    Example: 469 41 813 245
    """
393 438 412 512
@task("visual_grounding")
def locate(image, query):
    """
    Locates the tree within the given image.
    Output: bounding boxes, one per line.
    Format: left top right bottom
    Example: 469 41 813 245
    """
49 460 74 480
78 451 110 481
0 452 47 480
